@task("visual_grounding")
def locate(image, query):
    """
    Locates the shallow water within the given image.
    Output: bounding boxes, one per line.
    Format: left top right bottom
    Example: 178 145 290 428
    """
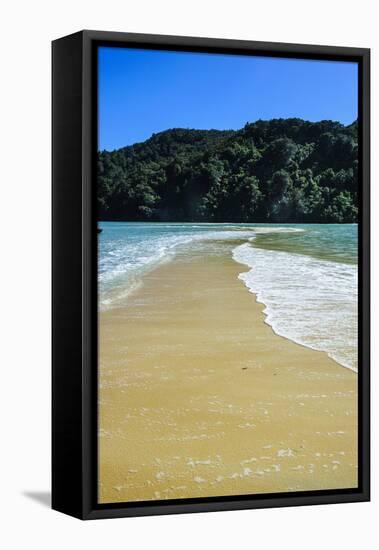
98 222 358 371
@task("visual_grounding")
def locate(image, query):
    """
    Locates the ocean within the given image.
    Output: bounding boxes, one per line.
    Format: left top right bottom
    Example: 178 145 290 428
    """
98 222 358 371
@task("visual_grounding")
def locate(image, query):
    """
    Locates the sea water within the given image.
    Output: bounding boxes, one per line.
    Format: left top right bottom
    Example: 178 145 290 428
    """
98 222 358 371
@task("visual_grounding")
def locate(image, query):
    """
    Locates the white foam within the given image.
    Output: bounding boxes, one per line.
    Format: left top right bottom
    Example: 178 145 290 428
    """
99 227 256 308
232 242 358 371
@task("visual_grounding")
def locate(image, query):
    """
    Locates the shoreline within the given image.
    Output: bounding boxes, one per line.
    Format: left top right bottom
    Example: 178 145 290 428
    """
98 241 358 503
235 270 358 373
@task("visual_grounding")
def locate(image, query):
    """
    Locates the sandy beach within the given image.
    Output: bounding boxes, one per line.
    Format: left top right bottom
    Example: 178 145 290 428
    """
98 240 358 504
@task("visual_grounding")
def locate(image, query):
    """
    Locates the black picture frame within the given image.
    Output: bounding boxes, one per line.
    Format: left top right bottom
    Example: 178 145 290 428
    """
52 30 370 520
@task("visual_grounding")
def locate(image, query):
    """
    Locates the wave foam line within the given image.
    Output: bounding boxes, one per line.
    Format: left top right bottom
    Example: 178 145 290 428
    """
232 242 358 372
99 228 258 309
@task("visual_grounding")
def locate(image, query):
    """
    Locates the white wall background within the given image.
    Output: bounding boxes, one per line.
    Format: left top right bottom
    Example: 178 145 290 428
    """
0 1 376 548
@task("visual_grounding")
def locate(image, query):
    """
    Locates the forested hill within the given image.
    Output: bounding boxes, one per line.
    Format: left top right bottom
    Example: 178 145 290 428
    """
97 118 358 223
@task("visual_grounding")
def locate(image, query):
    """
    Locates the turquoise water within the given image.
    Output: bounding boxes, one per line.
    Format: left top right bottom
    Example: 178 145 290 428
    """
98 222 358 371
251 223 357 264
98 222 259 304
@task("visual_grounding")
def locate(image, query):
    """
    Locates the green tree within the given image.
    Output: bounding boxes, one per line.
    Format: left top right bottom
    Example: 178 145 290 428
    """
97 118 358 223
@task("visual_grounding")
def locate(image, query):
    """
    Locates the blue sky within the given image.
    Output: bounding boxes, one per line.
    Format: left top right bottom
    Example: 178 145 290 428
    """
98 47 358 151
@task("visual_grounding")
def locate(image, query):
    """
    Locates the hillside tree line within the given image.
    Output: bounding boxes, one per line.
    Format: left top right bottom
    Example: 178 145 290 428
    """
97 118 358 223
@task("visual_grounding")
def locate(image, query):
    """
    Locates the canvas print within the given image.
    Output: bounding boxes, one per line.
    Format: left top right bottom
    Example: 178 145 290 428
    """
97 47 358 504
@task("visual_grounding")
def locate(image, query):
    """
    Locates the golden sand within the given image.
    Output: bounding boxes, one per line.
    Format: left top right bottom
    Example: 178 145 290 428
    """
98 242 358 503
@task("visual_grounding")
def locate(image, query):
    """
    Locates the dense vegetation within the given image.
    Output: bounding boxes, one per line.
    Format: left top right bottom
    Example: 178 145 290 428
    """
98 118 358 223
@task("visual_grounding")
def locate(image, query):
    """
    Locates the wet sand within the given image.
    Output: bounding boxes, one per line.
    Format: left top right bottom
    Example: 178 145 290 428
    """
98 242 358 503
